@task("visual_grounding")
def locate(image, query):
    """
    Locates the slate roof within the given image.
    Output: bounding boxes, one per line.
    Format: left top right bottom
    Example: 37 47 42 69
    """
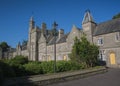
46 30 54 43
57 34 68 44
47 33 69 45
93 18 120 36
21 45 27 50
47 36 56 45
7 48 16 52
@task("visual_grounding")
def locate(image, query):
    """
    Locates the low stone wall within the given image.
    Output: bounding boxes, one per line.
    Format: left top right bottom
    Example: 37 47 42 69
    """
3 67 107 86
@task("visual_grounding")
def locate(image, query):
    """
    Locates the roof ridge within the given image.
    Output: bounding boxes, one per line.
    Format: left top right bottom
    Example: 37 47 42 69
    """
98 18 120 25
94 18 120 36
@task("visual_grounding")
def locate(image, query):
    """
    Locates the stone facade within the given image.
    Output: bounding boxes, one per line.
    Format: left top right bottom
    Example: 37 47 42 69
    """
93 32 120 67
12 10 120 68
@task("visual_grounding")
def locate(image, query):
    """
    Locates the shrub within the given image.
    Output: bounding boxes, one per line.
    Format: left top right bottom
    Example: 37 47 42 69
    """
11 55 28 65
0 59 86 78
24 62 43 75
68 61 82 70
40 61 84 73
56 61 83 72
41 61 54 74
3 55 28 76
0 66 4 85
0 60 15 78
56 61 71 72
69 36 99 67
10 64 26 77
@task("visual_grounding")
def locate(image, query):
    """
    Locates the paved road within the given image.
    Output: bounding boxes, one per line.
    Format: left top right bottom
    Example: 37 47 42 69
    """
47 68 120 86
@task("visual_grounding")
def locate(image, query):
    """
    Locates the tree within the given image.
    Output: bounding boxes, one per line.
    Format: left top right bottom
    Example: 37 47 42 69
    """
87 44 99 67
112 13 120 19
69 37 80 63
69 36 99 67
0 42 10 52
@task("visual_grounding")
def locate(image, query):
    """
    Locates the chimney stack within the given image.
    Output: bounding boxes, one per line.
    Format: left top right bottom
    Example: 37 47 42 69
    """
59 29 64 38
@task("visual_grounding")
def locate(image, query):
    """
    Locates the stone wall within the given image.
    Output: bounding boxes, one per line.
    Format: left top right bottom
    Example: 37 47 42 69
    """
93 32 120 67
21 50 29 57
93 32 120 48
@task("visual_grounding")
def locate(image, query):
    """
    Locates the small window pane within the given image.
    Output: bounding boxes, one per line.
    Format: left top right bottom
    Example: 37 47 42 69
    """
97 38 103 45
115 32 120 41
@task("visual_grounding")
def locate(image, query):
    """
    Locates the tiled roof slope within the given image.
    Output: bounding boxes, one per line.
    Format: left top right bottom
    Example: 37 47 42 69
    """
93 18 120 36
47 34 68 45
57 34 68 44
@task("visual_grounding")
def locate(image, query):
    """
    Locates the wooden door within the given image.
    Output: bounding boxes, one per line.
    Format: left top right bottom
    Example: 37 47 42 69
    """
110 53 116 65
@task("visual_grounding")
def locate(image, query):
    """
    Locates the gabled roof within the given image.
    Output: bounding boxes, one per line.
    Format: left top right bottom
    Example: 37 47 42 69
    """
71 25 82 33
93 18 120 36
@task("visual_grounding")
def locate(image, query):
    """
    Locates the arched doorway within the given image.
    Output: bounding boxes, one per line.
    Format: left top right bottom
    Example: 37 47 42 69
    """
109 52 116 65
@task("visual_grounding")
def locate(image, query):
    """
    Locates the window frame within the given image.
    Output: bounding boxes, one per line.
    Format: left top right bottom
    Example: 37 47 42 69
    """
115 32 120 42
97 37 104 46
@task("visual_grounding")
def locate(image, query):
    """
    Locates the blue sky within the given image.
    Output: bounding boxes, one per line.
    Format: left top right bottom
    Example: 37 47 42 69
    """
0 0 120 48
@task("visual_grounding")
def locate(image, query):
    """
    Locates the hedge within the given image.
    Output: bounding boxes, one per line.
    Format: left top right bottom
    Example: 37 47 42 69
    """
10 55 28 65
24 62 43 75
0 55 87 80
0 60 16 85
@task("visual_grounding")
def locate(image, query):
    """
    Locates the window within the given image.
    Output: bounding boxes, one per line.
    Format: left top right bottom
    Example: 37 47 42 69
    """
97 38 103 45
99 50 106 61
115 32 120 41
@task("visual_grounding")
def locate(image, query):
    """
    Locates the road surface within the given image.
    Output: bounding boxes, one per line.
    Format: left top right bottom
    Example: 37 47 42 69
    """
47 68 120 86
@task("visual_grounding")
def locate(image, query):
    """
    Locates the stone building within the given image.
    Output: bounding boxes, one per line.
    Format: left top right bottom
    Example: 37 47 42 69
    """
12 10 120 68
0 47 15 60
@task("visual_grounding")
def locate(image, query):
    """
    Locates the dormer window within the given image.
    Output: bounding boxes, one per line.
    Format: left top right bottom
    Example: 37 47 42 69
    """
97 38 103 45
115 32 120 42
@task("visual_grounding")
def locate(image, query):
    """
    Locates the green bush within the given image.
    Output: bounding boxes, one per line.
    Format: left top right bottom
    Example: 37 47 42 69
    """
0 58 86 78
0 60 15 78
0 66 4 85
69 36 99 67
56 61 83 72
56 61 71 72
24 62 43 75
40 61 84 73
10 64 26 77
0 60 16 85
11 55 28 65
3 56 27 77
41 61 54 73
68 61 82 70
